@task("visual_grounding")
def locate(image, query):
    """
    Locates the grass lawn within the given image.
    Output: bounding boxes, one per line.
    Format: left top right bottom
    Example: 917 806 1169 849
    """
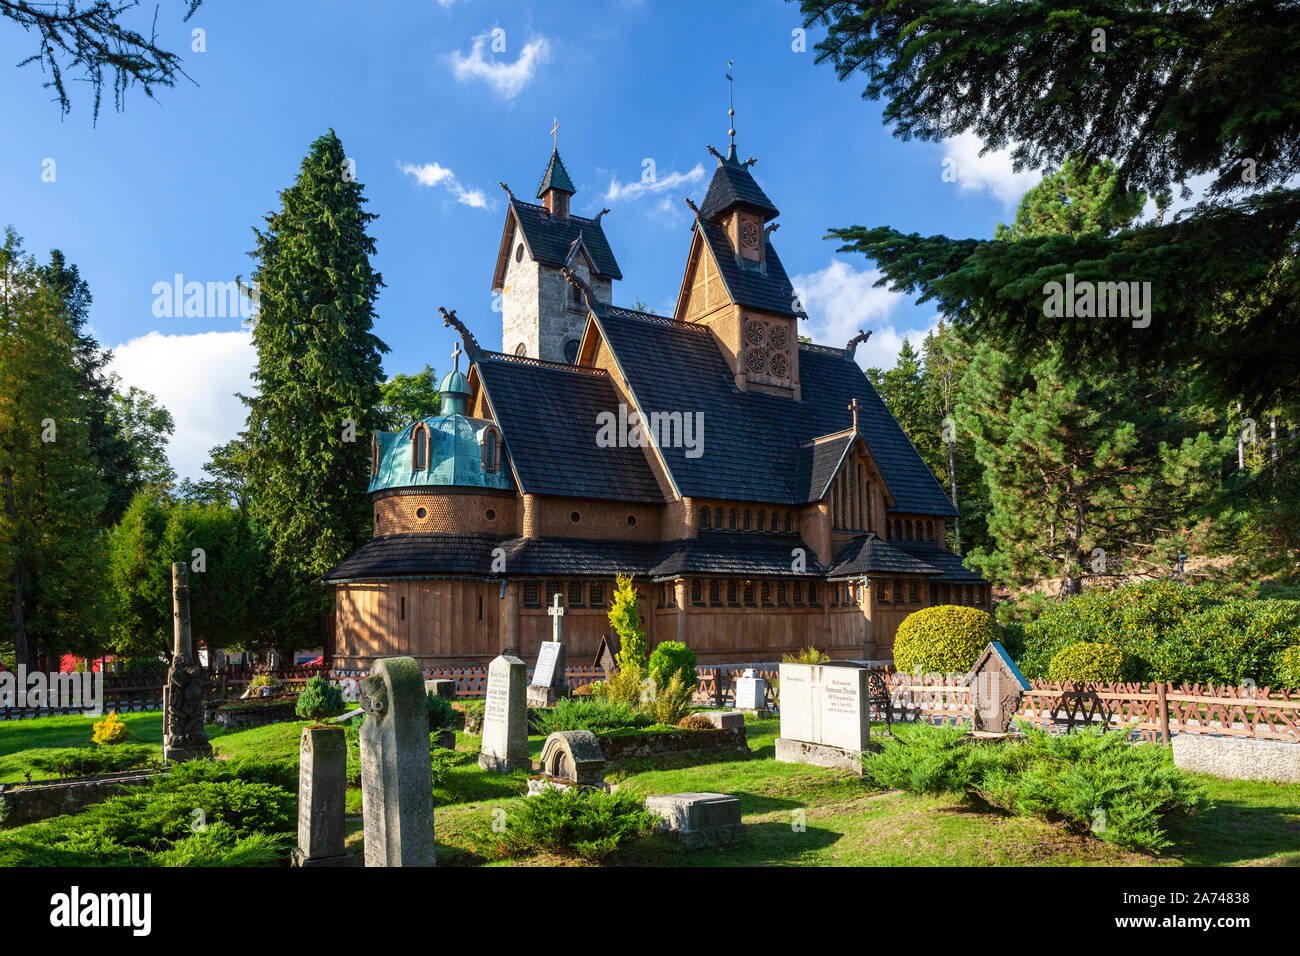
3 712 1298 866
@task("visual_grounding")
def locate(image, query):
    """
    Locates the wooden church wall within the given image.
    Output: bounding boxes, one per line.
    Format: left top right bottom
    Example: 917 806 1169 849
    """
335 581 500 664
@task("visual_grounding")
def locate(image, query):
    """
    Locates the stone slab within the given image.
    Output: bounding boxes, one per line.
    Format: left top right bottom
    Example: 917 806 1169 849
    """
645 792 747 848
479 655 530 772
698 710 744 731
778 662 869 752
1173 734 1300 782
532 641 565 692
424 679 457 699
734 670 767 711
774 737 864 774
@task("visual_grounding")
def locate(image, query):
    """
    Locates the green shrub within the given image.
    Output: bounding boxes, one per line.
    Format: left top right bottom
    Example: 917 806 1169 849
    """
1275 646 1300 688
458 700 485 735
861 722 1210 853
645 671 695 726
648 641 697 690
1019 581 1300 685
427 692 458 731
472 786 655 862
783 646 830 664
29 744 156 778
248 674 281 691
609 574 648 671
92 710 131 746
893 605 999 675
295 674 345 721
533 697 652 735
1047 642 1125 682
602 657 647 709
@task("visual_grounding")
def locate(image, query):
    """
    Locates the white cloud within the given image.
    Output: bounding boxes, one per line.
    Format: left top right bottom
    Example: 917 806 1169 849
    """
446 33 549 100
940 131 1040 206
603 163 705 203
398 161 493 209
791 258 938 370
109 330 256 483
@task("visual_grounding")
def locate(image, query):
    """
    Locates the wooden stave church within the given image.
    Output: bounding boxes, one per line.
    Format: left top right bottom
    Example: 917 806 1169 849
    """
324 133 989 669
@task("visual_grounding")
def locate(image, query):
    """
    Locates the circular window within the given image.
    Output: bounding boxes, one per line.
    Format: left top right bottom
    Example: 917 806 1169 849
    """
515 244 524 262
415 507 428 519
570 511 581 524
563 339 580 364
485 508 496 521
626 514 637 527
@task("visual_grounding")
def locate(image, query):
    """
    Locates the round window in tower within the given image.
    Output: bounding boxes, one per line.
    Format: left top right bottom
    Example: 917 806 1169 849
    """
626 514 637 527
415 507 428 519
485 508 496 521
570 511 581 524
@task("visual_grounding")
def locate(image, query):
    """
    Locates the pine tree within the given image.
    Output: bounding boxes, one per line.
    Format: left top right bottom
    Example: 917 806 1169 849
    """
242 130 388 585
0 229 110 667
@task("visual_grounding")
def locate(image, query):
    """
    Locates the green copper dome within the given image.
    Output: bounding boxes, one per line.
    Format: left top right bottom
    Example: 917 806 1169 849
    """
437 368 471 415
368 415 509 493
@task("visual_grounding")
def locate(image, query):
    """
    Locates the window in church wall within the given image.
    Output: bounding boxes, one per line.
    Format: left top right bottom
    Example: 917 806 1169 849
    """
756 510 766 532
874 579 887 604
400 595 405 621
568 581 585 608
691 580 704 606
546 581 563 607
714 507 723 529
411 425 427 471
909 581 920 604
743 581 755 606
785 511 793 533
761 582 773 607
523 582 540 608
727 580 739 606
793 581 804 605
808 582 820 605
708 580 721 607
590 582 605 608
926 521 935 542
699 507 709 529
743 510 751 531
857 464 865 531
482 428 499 473
865 484 872 531
905 520 914 540
893 579 905 603
778 582 788 606
728 509 737 530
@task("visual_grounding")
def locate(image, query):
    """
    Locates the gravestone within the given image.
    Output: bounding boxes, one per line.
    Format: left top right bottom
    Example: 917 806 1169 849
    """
646 792 746 848
292 725 352 867
479 654 529 772
775 662 870 773
359 657 436 866
593 633 621 677
734 669 767 711
527 594 568 706
963 642 1032 734
163 562 212 763
424 678 457 700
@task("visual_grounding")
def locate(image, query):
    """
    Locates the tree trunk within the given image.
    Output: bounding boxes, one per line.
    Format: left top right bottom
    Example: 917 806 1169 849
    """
946 436 961 555
3 468 33 668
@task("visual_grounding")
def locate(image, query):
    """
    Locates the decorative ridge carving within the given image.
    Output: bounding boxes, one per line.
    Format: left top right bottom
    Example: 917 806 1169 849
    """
439 307 482 359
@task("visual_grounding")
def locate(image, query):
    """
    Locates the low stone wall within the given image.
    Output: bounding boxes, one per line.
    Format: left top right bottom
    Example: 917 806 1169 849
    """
598 726 748 761
0 769 161 827
1172 734 1300 782
212 698 299 731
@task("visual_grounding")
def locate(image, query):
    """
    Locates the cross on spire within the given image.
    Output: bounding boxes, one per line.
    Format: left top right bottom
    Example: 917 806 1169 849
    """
725 60 736 148
550 117 560 148
848 398 863 433
451 340 462 373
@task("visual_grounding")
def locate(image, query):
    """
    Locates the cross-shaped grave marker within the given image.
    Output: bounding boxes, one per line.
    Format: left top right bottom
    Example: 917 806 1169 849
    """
548 592 565 644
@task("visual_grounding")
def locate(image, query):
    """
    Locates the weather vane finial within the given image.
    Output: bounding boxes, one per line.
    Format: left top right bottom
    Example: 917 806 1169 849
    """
550 116 560 149
725 60 735 148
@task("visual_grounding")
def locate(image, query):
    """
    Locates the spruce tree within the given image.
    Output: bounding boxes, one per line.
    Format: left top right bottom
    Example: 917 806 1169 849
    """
243 130 388 584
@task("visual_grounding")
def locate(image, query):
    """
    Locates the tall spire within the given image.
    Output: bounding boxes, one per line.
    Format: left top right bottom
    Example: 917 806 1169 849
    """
726 60 736 154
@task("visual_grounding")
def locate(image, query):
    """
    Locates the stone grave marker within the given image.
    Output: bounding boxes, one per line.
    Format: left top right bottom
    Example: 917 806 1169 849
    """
775 661 870 773
292 725 352 867
734 668 767 711
163 562 212 763
963 642 1032 734
359 656 436 866
646 792 746 848
479 654 529 772
527 594 568 706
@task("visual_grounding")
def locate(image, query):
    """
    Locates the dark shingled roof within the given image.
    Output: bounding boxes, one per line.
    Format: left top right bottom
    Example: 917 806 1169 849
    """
826 535 942 578
510 199 622 279
502 536 663 576
894 541 986 581
474 354 663 503
650 532 825 578
697 220 803 318
589 308 958 515
536 148 576 197
324 533 504 581
790 432 855 503
698 146 779 221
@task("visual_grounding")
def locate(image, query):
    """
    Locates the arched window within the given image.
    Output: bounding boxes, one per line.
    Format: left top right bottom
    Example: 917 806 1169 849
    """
728 509 737 530
481 427 499 473
699 507 710 529
785 511 793 533
714 507 723 529
411 425 427 470
905 520 914 540
926 521 935 542
756 510 766 532
743 510 751 531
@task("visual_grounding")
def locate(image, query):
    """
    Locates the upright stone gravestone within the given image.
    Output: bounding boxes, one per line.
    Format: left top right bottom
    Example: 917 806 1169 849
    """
734 669 767 711
479 654 530 772
527 594 568 707
775 662 869 773
292 725 352 867
163 562 212 763
359 657 436 867
963 642 1032 734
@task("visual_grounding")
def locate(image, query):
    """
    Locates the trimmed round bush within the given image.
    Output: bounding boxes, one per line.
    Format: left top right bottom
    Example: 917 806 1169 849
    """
648 641 697 690
1275 646 1300 689
893 605 999 675
1047 642 1124 683
295 675 345 721
677 712 716 731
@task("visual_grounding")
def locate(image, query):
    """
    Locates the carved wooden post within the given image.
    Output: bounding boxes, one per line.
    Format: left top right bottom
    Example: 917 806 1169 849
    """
1158 682 1170 745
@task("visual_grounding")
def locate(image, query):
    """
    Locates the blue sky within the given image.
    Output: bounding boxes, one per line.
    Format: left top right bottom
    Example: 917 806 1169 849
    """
1 0 1043 480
